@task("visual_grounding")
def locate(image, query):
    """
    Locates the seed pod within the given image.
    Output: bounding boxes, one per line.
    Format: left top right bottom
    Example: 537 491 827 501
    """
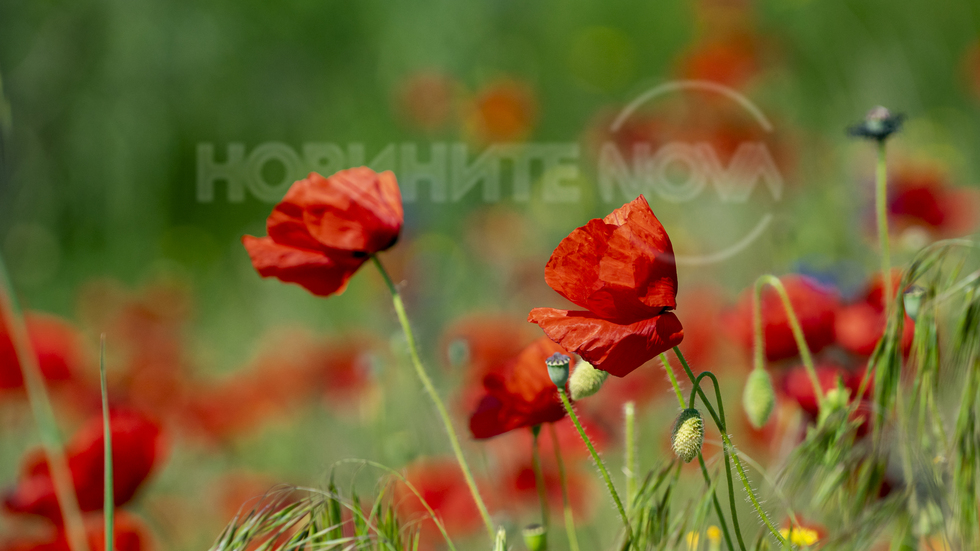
545 352 571 387
569 361 608 400
742 368 776 429
522 524 547 551
671 408 704 463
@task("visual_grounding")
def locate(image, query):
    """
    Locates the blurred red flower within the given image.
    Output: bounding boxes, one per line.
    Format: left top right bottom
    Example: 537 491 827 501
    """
243 168 404 297
0 312 83 390
727 275 839 363
395 458 489 545
779 362 871 437
0 512 150 551
835 269 914 357
499 456 594 522
529 196 684 377
396 71 457 132
677 32 760 89
465 80 537 144
885 163 980 242
4 410 164 523
468 337 575 440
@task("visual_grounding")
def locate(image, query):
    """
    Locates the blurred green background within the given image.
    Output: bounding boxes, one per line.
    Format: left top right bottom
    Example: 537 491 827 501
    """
2 0 980 549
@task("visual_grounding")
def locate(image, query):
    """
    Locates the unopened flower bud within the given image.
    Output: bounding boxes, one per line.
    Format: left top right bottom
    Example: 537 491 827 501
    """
569 361 608 400
707 526 722 551
743 368 776 429
818 378 851 426
671 408 704 463
545 352 570 387
522 524 547 551
904 285 926 321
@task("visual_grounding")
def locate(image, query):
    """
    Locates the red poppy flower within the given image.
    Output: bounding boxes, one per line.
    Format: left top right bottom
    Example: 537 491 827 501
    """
465 80 537 144
394 458 490 545
242 168 403 297
779 362 872 437
469 338 575 439
499 456 594 522
528 196 684 377
1 512 149 551
727 275 839 363
884 164 980 241
4 410 164 523
0 312 82 390
677 32 761 89
835 269 914 357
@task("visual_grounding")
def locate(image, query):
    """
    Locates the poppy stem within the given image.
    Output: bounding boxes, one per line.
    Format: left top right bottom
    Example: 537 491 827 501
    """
753 275 824 406
556 387 632 539
549 423 580 551
672 347 788 547
370 256 496 541
876 139 894 319
100 335 115 551
659 353 686 407
530 426 550 529
0 253 90 551
660 353 735 551
624 401 636 517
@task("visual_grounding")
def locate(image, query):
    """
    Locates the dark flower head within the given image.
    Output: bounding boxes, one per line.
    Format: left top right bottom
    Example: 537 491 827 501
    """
847 106 904 141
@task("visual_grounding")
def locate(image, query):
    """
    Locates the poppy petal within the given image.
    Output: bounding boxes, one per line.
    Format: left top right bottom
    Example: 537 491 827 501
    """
298 169 404 253
529 308 684 377
544 196 677 321
242 236 365 297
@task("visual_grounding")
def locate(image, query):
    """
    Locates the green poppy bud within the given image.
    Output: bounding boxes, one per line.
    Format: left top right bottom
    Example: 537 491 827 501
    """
904 285 926 321
569 361 608 400
545 352 571 387
671 408 704 463
743 368 776 429
522 524 547 551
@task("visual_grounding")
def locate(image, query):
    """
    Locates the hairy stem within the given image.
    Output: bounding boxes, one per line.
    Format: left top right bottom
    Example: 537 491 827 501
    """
549 423 580 551
673 347 788 546
371 256 495 540
660 353 687 407
0 254 89 551
557 387 631 538
531 426 550 528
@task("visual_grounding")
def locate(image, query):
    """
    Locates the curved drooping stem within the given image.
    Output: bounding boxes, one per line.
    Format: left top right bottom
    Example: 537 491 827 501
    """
673 347 788 546
549 423 581 551
0 254 89 551
754 275 824 405
371 257 495 540
556 387 632 538
658 353 735 551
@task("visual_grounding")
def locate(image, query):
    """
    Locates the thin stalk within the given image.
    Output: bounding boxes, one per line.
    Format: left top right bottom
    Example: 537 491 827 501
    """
531 426 549 528
659 353 686 407
370 256 494 540
673 347 788 546
661 352 734 551
876 140 893 318
754 275 824 405
624 401 636 516
549 423 580 551
0 254 89 551
101 335 115 551
556 388 631 537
